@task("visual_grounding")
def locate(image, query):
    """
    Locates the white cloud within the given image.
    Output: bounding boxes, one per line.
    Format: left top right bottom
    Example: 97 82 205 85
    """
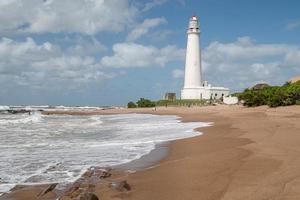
101 42 185 68
65 37 106 56
172 69 184 78
127 17 167 41
150 29 174 41
204 37 295 62
284 50 300 68
0 37 112 91
142 0 168 12
201 37 300 90
0 0 137 35
285 20 300 31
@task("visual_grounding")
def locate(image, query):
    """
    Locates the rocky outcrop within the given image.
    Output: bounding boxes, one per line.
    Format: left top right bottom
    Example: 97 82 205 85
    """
75 192 99 200
59 167 119 200
109 180 131 192
37 183 58 197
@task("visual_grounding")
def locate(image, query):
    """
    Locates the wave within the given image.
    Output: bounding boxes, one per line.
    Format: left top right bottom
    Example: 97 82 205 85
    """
0 112 43 125
0 113 211 193
0 106 9 111
87 116 103 126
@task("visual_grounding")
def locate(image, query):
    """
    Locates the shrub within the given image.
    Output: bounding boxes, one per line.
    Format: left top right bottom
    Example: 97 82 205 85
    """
136 98 156 108
155 99 205 107
127 101 137 108
236 80 300 107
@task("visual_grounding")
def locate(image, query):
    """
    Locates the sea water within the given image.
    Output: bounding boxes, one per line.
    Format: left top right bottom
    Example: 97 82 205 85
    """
0 112 211 193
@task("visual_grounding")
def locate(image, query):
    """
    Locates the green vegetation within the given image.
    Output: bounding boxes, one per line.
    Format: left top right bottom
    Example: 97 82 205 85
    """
128 81 300 108
127 98 155 108
136 98 156 108
155 99 206 107
127 98 210 108
234 80 300 107
127 101 137 108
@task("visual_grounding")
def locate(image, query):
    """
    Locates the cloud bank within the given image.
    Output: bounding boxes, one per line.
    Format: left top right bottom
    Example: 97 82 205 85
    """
0 0 136 35
127 17 167 41
201 37 300 89
101 42 185 68
0 37 112 91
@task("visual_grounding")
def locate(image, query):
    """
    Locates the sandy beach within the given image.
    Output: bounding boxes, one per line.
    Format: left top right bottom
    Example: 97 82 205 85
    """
1 105 300 200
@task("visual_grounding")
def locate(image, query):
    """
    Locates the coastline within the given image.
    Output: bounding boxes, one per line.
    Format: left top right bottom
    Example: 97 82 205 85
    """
115 141 170 172
1 105 300 200
122 105 300 200
0 109 205 200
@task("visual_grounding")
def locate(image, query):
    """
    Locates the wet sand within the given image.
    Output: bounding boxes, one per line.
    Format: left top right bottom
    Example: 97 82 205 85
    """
121 105 300 200
1 105 300 200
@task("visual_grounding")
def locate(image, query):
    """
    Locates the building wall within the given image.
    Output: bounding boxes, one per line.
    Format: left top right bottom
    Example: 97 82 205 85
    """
208 88 230 99
223 96 239 105
181 87 229 100
164 93 176 100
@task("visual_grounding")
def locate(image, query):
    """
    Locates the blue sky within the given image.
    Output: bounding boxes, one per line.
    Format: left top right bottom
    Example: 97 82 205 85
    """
0 0 300 106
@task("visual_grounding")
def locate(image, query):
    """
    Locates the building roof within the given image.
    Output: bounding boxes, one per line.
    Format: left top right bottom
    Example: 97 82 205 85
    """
251 83 270 90
289 76 300 84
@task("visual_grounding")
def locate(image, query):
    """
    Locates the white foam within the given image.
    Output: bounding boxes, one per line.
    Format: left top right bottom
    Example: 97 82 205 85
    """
0 113 211 193
0 106 9 111
0 112 42 125
87 116 103 126
0 184 16 194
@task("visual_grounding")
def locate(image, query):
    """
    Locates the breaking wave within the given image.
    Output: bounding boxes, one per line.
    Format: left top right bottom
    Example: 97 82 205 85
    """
0 113 211 193
0 112 42 125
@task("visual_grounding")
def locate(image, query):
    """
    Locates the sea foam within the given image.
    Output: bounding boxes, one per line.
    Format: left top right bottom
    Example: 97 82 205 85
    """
0 113 211 193
0 112 42 125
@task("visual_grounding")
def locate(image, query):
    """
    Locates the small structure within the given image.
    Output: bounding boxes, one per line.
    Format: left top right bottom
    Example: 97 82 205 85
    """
289 76 300 84
223 96 239 105
164 93 176 100
251 83 270 90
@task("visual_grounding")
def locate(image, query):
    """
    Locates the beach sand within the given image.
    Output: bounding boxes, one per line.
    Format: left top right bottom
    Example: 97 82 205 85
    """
1 105 300 200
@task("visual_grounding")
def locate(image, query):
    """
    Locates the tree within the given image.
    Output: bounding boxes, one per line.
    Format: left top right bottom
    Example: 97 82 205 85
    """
236 80 300 108
127 101 137 108
136 98 155 108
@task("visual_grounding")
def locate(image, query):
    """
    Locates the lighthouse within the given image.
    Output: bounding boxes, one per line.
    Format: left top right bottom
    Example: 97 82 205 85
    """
181 16 229 100
184 16 202 90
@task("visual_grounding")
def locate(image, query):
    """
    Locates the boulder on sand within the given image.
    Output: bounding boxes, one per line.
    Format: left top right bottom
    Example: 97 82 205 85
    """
109 180 131 191
76 192 99 200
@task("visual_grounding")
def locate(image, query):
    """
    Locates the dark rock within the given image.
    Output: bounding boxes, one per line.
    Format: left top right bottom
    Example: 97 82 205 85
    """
37 183 58 197
109 180 131 191
84 167 111 179
98 168 111 179
76 192 99 200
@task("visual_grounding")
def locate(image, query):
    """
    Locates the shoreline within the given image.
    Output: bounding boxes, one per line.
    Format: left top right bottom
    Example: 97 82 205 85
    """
0 109 206 200
123 105 300 200
115 141 170 172
1 105 300 199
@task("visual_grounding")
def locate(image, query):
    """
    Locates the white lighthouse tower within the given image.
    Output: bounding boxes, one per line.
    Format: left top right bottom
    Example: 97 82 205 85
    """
181 16 229 100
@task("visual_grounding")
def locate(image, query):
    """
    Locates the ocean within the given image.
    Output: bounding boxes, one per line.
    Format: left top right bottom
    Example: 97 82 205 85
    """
0 112 210 193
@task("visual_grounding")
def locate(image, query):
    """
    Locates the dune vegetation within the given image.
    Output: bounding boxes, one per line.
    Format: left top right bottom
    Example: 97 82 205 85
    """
235 81 300 107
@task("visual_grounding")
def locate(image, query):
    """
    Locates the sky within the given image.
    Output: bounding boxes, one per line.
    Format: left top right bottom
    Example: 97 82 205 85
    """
0 0 300 106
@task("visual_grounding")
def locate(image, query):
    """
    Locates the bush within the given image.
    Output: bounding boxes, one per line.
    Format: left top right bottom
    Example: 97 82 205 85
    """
127 101 137 108
236 80 300 107
136 98 156 108
155 99 205 107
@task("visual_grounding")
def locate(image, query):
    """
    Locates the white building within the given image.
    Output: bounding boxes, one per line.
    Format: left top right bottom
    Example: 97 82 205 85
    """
181 16 229 100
